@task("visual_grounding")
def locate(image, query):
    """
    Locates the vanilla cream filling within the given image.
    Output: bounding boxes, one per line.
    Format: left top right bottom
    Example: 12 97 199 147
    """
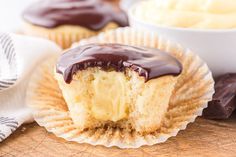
90 70 130 122
55 68 178 133
132 0 236 29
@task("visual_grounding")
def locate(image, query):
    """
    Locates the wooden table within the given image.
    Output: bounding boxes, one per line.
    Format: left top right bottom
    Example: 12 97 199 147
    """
1 115 236 157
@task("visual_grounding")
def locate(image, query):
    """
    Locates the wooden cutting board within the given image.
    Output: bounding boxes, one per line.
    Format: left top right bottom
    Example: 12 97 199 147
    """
1 115 236 157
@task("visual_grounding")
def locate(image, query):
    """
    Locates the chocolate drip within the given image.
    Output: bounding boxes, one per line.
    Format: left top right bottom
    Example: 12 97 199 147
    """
22 0 128 31
56 44 182 83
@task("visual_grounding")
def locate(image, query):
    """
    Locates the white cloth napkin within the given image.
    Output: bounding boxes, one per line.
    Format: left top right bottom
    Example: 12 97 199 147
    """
0 33 61 142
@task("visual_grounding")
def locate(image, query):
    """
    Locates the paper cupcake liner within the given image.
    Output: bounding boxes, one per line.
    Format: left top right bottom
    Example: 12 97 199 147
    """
27 27 214 148
23 23 119 49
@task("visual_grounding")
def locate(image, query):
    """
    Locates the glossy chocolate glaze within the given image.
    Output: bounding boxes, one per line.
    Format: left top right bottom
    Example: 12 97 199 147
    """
56 44 182 83
22 0 128 31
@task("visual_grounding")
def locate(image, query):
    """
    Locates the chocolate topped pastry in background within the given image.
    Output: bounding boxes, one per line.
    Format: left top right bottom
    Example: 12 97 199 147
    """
55 43 182 133
22 0 128 49
23 0 128 30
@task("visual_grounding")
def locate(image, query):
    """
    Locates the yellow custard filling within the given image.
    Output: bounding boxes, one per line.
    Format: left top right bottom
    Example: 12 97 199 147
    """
55 68 178 133
90 70 130 122
132 0 236 29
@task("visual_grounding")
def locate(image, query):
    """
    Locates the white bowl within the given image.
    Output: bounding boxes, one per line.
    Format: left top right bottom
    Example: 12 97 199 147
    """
128 3 236 76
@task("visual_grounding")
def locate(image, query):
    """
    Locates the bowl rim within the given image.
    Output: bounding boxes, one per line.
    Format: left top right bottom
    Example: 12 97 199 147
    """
128 1 236 33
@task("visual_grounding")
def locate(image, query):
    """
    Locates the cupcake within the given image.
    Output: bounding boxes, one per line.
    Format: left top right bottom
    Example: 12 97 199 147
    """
55 43 182 133
22 0 128 49
27 28 214 148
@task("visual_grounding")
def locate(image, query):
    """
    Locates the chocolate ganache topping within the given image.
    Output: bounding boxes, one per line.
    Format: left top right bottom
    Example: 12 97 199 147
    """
22 0 128 30
56 44 182 83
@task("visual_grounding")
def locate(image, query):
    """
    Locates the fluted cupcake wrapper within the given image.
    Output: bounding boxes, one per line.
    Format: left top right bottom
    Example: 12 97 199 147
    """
26 27 214 148
23 23 119 49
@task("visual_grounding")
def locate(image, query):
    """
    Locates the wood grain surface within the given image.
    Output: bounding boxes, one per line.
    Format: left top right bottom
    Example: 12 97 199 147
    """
1 115 236 157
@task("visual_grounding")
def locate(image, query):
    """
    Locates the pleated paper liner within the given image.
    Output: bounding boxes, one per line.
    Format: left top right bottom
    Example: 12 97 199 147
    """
23 22 119 49
26 27 214 148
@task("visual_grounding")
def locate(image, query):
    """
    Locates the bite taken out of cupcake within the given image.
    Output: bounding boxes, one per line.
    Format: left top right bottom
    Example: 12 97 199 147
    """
27 28 214 148
22 0 128 49
55 43 182 134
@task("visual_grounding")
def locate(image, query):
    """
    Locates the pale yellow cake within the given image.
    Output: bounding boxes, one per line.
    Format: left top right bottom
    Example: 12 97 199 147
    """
55 68 178 134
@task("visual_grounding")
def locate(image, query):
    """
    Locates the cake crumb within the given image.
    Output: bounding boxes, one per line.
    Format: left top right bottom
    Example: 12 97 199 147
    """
21 127 26 132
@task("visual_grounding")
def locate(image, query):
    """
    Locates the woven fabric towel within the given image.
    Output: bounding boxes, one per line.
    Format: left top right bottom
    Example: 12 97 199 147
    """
0 33 61 142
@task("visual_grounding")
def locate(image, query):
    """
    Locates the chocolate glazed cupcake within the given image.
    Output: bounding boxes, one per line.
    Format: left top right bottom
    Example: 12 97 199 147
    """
22 0 128 49
26 28 214 148
55 43 182 133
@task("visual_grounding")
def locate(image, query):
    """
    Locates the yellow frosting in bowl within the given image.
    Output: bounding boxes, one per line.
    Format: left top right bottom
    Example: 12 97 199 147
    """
132 0 236 29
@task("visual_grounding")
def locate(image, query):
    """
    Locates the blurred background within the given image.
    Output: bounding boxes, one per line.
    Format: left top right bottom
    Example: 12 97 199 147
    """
0 0 36 32
0 0 140 32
